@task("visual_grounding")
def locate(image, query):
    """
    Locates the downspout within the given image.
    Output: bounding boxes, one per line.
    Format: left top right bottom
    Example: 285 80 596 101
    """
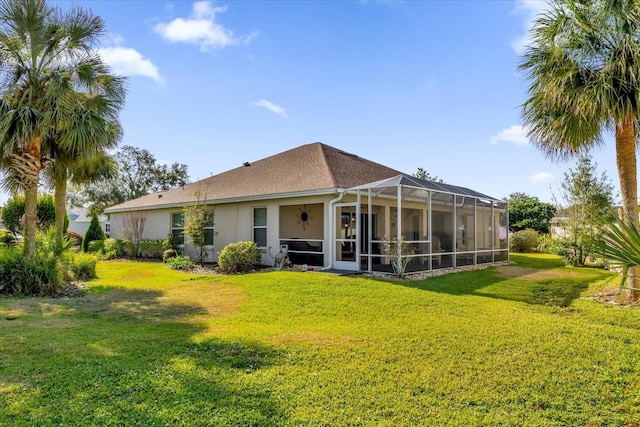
323 190 345 270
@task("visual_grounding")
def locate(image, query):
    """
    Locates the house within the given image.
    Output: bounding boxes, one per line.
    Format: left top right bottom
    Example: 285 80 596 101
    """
67 210 110 237
105 142 508 272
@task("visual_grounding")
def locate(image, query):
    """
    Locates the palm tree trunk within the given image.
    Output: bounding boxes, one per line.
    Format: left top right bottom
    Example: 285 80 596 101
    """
615 114 639 301
54 177 67 255
22 136 43 257
23 181 38 257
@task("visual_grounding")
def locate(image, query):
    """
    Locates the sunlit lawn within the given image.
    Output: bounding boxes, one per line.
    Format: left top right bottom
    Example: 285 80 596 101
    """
1 254 640 426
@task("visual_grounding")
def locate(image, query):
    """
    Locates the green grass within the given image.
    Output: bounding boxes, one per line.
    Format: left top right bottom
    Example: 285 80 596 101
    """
1 256 640 426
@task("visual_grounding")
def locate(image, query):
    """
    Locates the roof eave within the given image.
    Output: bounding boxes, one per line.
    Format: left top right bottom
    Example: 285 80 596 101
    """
104 188 342 214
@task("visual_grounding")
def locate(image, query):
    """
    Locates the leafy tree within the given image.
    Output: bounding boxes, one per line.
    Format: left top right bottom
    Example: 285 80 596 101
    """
184 191 213 265
0 0 121 257
519 0 640 296
82 212 106 252
553 156 616 266
508 193 556 234
0 194 56 235
414 167 444 183
69 145 190 215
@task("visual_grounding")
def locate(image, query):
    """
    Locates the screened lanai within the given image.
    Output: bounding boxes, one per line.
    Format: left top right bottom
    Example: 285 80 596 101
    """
334 175 508 273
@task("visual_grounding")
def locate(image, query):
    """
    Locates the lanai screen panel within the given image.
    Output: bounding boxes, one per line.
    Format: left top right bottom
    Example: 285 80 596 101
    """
495 201 509 261
432 192 454 269
349 175 507 273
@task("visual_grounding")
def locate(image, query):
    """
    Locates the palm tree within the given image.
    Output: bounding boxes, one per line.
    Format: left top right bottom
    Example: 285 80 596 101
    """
44 91 123 254
47 149 118 254
0 0 125 257
519 0 640 299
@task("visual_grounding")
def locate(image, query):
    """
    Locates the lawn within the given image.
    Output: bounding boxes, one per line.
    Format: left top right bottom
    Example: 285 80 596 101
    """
1 254 639 426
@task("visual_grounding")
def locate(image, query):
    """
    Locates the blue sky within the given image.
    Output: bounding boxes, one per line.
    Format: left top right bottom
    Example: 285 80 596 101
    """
48 0 623 203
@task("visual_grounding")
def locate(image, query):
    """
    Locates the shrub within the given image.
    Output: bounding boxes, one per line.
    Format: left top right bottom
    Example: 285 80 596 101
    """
0 230 17 247
82 213 106 252
163 249 178 262
381 236 414 278
66 230 83 247
103 239 127 259
0 248 63 296
70 253 98 280
138 239 167 258
166 255 195 270
166 233 182 250
218 241 260 273
88 239 105 253
509 229 539 253
87 238 126 260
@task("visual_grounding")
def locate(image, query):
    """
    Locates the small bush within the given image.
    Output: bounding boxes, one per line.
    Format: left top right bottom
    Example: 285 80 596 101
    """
0 248 63 296
88 239 105 253
70 253 98 280
166 233 182 250
163 249 178 262
509 229 539 253
166 255 195 270
104 239 127 258
87 238 126 260
381 236 414 278
82 213 106 252
0 230 17 247
66 230 83 247
218 241 260 273
138 239 167 258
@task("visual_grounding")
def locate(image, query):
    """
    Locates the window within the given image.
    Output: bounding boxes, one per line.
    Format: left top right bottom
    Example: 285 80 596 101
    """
204 212 214 246
253 207 267 248
171 213 184 245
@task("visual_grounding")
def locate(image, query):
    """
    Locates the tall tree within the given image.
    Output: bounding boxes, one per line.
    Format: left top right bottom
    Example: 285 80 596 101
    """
519 0 640 298
413 167 444 183
519 0 639 226
0 0 124 256
554 156 616 266
508 192 556 234
69 145 189 215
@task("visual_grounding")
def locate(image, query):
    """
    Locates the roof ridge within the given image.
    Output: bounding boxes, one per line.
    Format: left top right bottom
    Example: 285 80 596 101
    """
317 143 339 187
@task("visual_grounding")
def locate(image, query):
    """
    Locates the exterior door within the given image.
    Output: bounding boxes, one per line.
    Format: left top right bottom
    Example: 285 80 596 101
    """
334 203 359 270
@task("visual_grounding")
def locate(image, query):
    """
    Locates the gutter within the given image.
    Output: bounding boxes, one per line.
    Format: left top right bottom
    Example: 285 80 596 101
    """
104 188 341 214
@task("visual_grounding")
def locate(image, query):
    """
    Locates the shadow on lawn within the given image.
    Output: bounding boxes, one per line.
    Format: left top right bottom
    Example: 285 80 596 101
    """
385 267 598 307
1 287 287 426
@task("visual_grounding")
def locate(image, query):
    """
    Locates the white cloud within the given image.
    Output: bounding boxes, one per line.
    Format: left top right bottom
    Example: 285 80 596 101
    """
98 46 163 84
252 100 288 118
529 172 555 184
511 0 549 54
490 125 529 145
153 1 257 51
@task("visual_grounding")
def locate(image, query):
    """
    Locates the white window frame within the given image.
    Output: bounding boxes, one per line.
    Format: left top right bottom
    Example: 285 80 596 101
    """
253 207 267 248
203 211 215 247
171 212 185 245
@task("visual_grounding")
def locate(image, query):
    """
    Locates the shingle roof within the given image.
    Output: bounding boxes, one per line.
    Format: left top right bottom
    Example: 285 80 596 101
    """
105 142 404 213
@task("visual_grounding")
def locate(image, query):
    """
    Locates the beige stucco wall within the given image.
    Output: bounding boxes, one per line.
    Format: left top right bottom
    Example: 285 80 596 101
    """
279 203 324 239
109 194 335 265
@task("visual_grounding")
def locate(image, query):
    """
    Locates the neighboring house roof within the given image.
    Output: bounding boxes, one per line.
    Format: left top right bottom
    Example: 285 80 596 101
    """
68 210 107 223
105 142 405 213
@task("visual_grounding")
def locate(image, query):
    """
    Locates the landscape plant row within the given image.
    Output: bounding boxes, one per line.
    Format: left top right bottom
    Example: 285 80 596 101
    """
0 228 97 296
